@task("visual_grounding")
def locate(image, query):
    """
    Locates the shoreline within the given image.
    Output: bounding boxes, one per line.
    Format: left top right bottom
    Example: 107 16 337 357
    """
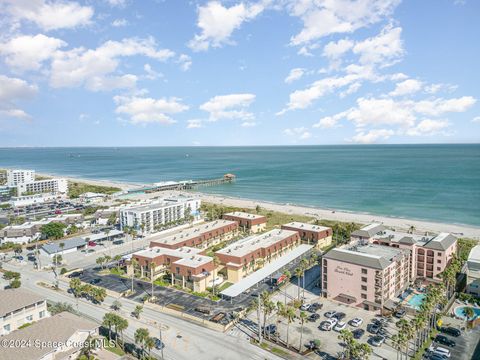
38 172 480 239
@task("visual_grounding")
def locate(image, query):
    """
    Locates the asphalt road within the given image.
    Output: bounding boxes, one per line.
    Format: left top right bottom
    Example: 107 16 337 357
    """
3 262 281 360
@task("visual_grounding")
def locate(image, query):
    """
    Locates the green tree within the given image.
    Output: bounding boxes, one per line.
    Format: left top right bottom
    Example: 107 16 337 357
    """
144 337 155 357
9 278 21 288
299 311 308 352
112 300 122 311
103 312 116 340
283 306 296 348
133 304 143 319
134 327 150 359
41 222 66 239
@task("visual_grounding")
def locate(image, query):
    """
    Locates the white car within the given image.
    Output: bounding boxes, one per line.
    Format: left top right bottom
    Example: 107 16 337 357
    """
334 321 347 331
320 318 337 331
350 317 363 327
300 303 311 311
324 311 337 318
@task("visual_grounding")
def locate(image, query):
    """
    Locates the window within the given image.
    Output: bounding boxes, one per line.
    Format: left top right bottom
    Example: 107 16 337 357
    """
39 310 45 319
437 252 442 256
361 277 367 283
176 267 180 274
26 315 33 321
361 268 368 274
361 294 367 299
3 324 10 332
361 285 367 291
437 267 441 271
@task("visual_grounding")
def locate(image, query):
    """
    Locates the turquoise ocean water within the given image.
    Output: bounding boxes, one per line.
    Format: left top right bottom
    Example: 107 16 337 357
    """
0 145 479 226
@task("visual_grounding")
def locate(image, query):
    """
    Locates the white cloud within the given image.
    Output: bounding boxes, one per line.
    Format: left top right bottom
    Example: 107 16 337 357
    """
2 0 94 31
285 68 305 84
405 119 450 136
350 129 394 144
106 0 127 7
352 25 404 67
187 119 203 129
241 121 257 127
413 96 476 116
114 95 188 125
143 64 162 80
112 18 128 27
188 1 267 51
0 75 38 119
200 93 256 121
288 0 400 46
283 127 311 140
0 34 66 72
49 37 174 91
472 116 480 123
177 54 192 71
313 113 346 128
323 38 354 59
424 83 458 94
389 79 423 97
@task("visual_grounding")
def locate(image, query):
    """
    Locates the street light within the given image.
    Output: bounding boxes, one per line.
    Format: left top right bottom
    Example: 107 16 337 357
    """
153 321 164 359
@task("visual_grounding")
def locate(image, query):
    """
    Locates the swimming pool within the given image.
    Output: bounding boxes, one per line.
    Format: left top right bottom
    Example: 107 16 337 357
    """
407 293 426 310
454 306 480 321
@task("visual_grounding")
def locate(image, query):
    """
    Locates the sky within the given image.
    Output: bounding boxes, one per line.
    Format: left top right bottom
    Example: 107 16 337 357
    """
0 0 479 146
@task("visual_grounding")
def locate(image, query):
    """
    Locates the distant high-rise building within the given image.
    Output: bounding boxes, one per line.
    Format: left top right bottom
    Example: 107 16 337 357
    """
6 169 35 187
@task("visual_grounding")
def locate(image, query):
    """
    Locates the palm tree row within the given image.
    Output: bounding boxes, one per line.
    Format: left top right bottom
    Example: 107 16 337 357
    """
338 329 372 360
102 312 128 348
134 327 156 359
69 278 107 304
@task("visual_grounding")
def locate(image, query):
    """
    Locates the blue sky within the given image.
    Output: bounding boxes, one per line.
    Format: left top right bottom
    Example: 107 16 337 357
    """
0 0 479 146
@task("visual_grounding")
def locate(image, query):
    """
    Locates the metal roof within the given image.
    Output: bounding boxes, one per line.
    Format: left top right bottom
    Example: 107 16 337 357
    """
41 237 87 254
220 244 313 298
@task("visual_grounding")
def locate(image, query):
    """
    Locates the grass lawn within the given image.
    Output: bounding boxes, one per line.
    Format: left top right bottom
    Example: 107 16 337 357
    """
103 338 126 356
68 181 121 198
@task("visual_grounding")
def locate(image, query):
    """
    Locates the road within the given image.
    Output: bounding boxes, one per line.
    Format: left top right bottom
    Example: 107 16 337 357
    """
3 262 280 360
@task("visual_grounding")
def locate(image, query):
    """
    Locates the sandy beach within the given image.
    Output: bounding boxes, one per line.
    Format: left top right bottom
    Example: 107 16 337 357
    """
42 173 480 240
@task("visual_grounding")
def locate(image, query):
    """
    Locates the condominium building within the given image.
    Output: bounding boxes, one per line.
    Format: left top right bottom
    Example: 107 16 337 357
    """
322 242 411 311
0 288 49 336
16 178 68 196
120 196 201 233
223 212 267 233
281 222 333 249
465 245 480 296
352 223 457 281
215 229 300 282
1 312 98 360
131 246 214 292
149 219 238 249
6 169 35 187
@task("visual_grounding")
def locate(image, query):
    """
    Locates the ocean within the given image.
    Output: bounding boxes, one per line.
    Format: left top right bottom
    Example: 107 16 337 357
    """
1 145 479 226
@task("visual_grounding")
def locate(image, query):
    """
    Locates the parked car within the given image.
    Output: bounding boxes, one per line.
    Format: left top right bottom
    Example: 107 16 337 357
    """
68 271 83 278
89 278 100 285
352 329 365 339
153 337 165 350
334 321 347 331
378 327 388 337
333 312 346 320
324 311 337 318
320 319 337 331
368 324 381 334
308 303 323 312
429 345 451 358
434 335 456 347
350 317 363 327
395 308 406 318
370 335 385 347
428 354 448 360
308 313 320 322
438 327 461 337
300 303 311 311
263 324 277 335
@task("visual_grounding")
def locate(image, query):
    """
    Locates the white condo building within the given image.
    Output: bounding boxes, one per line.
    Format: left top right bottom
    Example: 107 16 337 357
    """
6 169 35 187
16 178 68 196
120 195 201 233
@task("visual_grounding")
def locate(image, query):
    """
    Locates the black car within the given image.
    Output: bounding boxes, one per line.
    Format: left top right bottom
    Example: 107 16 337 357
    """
308 313 320 322
263 324 277 335
368 324 381 334
89 278 101 285
308 303 323 313
394 309 406 318
153 337 165 350
333 312 346 320
68 271 83 278
434 335 456 347
439 326 461 337
352 329 365 339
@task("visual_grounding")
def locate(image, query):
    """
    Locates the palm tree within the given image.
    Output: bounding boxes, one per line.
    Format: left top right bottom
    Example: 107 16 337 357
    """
113 255 122 273
464 307 474 329
96 256 105 269
391 334 403 360
112 300 122 311
263 300 275 339
298 311 308 352
103 312 115 341
134 327 149 359
282 270 291 304
275 301 284 343
212 255 220 296
300 258 308 299
145 336 155 357
131 258 138 293
133 304 143 319
150 261 156 300
294 267 302 300
284 306 296 348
